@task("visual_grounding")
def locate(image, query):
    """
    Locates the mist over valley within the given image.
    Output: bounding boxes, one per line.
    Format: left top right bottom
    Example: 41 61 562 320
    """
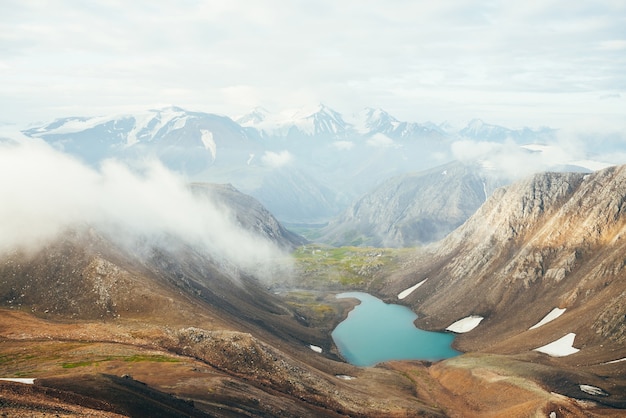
1 105 625 416
2 1 626 415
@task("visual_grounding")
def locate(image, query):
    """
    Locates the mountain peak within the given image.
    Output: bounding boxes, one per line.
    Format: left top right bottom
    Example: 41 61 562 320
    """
360 107 399 131
297 103 340 119
237 106 271 126
150 105 186 113
466 118 486 129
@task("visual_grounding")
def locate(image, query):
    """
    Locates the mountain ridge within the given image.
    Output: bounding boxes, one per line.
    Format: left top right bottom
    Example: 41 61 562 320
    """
380 165 626 361
317 161 508 247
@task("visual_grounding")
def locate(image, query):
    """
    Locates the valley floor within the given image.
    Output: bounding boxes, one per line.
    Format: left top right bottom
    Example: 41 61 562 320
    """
1 305 624 417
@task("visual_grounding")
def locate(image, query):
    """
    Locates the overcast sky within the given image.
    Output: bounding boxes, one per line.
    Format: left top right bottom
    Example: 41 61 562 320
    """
1 0 625 130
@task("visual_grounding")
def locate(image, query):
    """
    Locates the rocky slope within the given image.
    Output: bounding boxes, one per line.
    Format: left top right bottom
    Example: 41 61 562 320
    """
190 182 307 250
0 227 448 417
318 161 507 247
3 151 626 415
378 165 626 407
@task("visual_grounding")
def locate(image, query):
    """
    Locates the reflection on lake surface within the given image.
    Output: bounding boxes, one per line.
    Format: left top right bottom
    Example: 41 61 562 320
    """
331 292 460 366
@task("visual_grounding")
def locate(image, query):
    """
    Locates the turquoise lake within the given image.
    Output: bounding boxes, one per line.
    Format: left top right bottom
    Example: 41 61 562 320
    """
331 292 460 367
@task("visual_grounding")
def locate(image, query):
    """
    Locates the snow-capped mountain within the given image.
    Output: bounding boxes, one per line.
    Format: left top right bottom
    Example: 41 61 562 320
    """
23 106 262 172
237 104 352 139
20 104 614 225
26 106 196 148
460 118 556 142
353 107 446 141
237 104 447 142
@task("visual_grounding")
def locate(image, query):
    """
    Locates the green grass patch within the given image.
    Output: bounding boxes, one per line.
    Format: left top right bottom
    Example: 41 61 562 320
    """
292 244 411 289
62 360 103 369
61 354 179 369
0 353 38 365
123 354 180 363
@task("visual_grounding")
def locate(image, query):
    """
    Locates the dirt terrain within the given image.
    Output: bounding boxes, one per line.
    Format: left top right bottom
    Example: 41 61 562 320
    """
2 303 625 417
3 168 626 417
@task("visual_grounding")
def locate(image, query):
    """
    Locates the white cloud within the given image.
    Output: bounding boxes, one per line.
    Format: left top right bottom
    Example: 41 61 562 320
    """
451 140 502 162
0 140 289 281
450 134 617 180
332 141 355 151
261 150 293 168
0 1 624 131
598 40 626 51
366 134 396 148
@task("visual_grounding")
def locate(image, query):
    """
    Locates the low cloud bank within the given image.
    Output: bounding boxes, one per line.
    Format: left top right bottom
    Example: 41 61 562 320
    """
450 135 609 180
366 134 396 148
451 139 544 179
0 140 289 281
261 150 293 168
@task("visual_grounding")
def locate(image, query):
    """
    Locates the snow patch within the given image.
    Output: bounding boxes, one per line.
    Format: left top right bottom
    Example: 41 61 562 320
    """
605 357 626 364
241 105 338 136
336 375 356 380
446 315 483 333
32 115 115 136
0 378 35 384
534 333 579 357
309 344 322 353
529 307 566 330
170 114 188 131
398 279 428 300
200 130 216 160
520 143 552 153
579 384 608 396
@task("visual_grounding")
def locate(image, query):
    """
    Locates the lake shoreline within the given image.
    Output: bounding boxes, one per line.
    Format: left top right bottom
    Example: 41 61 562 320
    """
331 292 460 367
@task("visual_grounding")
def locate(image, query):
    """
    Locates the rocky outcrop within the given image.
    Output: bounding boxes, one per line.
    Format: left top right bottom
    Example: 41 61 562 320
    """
319 161 506 247
384 166 626 356
0 228 446 417
191 182 307 250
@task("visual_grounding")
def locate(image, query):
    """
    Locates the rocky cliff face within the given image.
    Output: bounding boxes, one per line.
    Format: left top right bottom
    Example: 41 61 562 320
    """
319 161 506 247
191 182 307 250
373 166 626 410
383 166 626 358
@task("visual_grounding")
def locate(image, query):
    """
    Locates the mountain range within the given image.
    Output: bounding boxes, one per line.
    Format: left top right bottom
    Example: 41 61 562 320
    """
373 166 626 411
22 104 597 227
2 107 626 415
1 164 625 415
317 161 509 247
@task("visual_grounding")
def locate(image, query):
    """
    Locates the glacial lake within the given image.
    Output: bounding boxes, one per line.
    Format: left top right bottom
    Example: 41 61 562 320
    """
331 292 460 366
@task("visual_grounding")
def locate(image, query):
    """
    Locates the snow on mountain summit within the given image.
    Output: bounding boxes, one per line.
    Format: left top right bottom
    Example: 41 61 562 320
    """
350 107 446 141
460 118 556 143
237 104 352 138
236 106 270 126
21 106 261 171
355 108 401 134
24 106 191 147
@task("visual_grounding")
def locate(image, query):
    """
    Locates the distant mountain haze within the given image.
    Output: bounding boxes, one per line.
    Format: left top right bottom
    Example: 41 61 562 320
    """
1 110 625 414
22 105 612 230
